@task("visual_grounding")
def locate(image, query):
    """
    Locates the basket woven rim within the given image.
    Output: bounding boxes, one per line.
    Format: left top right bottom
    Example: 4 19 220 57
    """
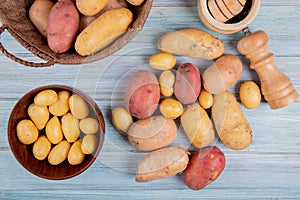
0 0 153 66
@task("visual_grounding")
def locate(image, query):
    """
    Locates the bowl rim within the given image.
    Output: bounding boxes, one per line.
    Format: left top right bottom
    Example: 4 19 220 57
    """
7 84 105 180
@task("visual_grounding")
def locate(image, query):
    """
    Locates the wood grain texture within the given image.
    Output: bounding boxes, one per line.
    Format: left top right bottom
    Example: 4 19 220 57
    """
0 0 300 199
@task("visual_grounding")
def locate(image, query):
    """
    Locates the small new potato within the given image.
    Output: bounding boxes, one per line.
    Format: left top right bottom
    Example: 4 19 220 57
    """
33 135 51 161
61 113 80 143
68 140 85 165
28 103 50 130
112 107 133 135
198 90 213 109
149 53 176 71
159 98 183 119
34 89 58 106
16 119 39 145
159 70 175 97
29 0 54 37
46 116 63 144
76 0 109 16
136 146 189 182
240 81 261 109
49 91 70 116
81 135 98 154
79 118 99 135
48 140 71 165
158 28 224 60
69 94 90 119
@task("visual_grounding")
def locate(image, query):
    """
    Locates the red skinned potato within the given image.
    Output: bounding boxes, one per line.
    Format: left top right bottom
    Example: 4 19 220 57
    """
47 0 79 53
174 63 201 104
125 70 160 119
184 146 226 190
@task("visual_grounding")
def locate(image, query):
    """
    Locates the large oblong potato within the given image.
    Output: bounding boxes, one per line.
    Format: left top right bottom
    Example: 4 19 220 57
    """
127 115 177 151
136 146 189 182
47 0 79 53
75 8 133 56
125 70 160 119
181 103 215 148
212 91 252 150
158 28 224 60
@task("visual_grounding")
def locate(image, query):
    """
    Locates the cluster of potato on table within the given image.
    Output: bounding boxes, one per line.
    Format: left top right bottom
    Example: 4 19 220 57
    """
112 28 262 190
29 0 145 55
16 89 99 166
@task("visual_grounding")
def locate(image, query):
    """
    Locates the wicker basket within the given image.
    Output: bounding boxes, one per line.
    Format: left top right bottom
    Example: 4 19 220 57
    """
0 0 153 67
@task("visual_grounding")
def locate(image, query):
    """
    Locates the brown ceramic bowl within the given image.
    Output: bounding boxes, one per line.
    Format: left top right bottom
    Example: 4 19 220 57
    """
7 85 105 180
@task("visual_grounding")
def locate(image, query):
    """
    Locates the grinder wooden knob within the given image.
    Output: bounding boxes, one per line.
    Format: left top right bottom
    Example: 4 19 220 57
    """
237 30 299 109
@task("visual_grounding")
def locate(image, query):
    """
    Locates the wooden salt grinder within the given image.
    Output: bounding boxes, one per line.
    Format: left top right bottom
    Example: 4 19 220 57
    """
237 30 299 109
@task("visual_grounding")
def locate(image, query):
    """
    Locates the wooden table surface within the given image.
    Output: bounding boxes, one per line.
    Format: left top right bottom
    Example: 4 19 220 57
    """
1 0 300 199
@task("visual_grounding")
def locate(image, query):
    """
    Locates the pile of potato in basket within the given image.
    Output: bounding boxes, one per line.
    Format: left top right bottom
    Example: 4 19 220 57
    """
29 0 145 55
112 28 262 190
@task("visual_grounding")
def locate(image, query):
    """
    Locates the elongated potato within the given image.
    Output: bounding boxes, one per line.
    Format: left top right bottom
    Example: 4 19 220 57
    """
29 0 54 37
158 28 224 60
136 146 189 182
75 8 133 56
212 91 252 150
125 70 160 119
174 63 201 104
203 54 242 94
47 0 79 53
127 115 177 151
76 0 109 16
181 103 215 148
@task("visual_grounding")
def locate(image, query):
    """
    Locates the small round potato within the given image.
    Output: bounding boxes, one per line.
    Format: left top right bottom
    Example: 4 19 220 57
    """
159 70 175 97
79 118 99 135
33 135 52 161
198 90 213 109
34 89 58 106
16 119 39 145
240 81 261 109
81 135 98 154
58 90 71 103
68 140 85 165
149 53 176 71
159 98 183 119
48 140 71 165
28 103 50 130
69 95 90 119
112 107 133 135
